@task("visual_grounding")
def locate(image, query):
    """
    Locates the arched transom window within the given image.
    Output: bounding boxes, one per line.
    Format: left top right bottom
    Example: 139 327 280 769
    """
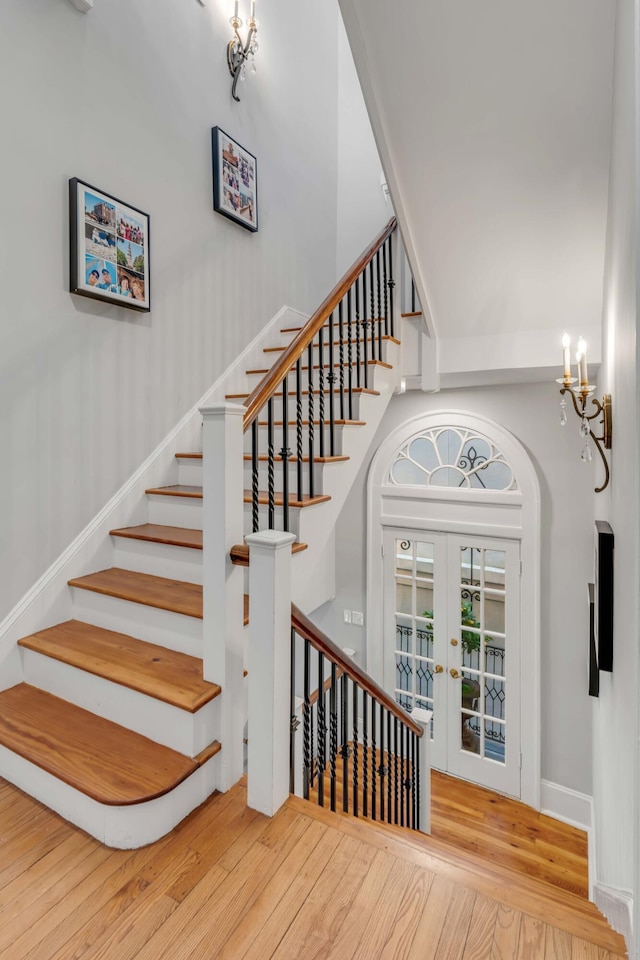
388 427 518 491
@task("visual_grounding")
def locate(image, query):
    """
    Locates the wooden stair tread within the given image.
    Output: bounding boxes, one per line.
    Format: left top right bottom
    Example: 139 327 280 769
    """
0 684 220 805
230 542 308 566
110 523 203 550
286 795 626 955
256 419 365 427
68 568 203 619
17 620 219 712
145 484 202 499
281 319 388 332
225 388 380 400
244 594 249 625
245 359 392 375
264 335 400 353
242 454 349 464
243 489 330 508
401 310 423 317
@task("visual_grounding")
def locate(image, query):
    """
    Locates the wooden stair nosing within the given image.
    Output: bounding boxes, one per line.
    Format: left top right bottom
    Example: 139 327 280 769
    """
17 619 219 712
401 311 423 318
110 523 203 550
245 359 392 375
225 388 380 400
0 684 220 806
68 567 203 620
281 319 389 332
243 489 330 508
230 542 308 566
145 485 202 499
264 335 400 353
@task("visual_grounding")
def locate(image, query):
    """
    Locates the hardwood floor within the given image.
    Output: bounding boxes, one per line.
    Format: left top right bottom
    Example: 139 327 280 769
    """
0 777 627 959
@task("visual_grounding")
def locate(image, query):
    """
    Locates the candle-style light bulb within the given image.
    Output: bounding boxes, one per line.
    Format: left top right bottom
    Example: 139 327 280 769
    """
577 337 588 386
250 0 255 18
562 332 571 380
234 0 239 16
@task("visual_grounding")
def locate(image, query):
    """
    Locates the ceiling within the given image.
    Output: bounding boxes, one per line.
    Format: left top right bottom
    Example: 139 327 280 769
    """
339 0 616 382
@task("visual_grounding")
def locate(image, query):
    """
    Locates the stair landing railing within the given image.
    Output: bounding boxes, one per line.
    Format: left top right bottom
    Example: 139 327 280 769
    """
242 218 397 536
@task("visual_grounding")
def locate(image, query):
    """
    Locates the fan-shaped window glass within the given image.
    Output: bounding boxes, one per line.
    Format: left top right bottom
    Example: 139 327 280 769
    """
388 428 518 491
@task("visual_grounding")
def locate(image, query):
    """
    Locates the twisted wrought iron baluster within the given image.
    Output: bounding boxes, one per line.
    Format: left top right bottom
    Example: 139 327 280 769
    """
388 236 395 339
352 681 359 818
341 672 349 813
378 702 385 822
414 731 421 831
267 398 275 529
338 300 345 423
355 276 362 390
302 636 311 799
307 342 315 499
318 328 325 458
387 711 392 823
296 358 303 501
362 269 369 389
280 374 290 532
251 419 259 533
362 691 368 818
369 259 376 363
327 314 336 456
400 721 405 827
329 664 337 812
346 287 354 421
394 718 399 825
382 242 389 337
371 697 377 821
317 651 326 807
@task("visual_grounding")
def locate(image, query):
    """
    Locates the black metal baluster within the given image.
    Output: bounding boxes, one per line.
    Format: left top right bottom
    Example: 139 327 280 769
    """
362 691 368 818
352 681 359 818
355 276 362 389
400 721 405 827
296 358 303 502
310 700 315 788
378 702 385 823
369 259 376 363
411 278 416 314
405 725 411 828
267 398 275 529
415 731 421 831
371 697 377 821
362 269 369 389
338 299 345 423
317 651 326 807
327 314 336 456
280 375 291 531
346 287 354 421
329 664 337 812
382 243 389 337
394 718 399 825
341 673 349 813
307 343 315 499
318 329 325 458
290 627 296 795
388 237 395 340
387 710 392 823
303 637 311 800
251 419 259 533
376 251 383 362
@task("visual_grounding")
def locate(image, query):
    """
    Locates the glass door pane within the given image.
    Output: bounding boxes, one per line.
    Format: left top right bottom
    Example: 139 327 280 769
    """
393 538 435 737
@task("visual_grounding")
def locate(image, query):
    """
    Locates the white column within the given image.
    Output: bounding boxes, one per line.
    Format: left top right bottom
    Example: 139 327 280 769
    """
245 529 296 817
411 707 433 834
199 402 246 792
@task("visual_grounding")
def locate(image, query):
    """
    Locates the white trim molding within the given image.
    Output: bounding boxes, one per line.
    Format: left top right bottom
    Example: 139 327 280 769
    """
593 882 634 954
366 409 541 810
540 779 593 832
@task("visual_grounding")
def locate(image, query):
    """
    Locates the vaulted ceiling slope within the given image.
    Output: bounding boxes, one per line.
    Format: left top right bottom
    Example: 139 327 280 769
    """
339 0 615 382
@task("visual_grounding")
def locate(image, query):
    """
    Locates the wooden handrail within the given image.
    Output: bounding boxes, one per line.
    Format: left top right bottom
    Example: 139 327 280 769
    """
291 602 423 738
243 217 397 431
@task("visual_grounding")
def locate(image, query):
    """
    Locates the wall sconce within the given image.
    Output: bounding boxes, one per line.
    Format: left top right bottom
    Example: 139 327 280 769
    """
227 0 259 102
556 333 612 493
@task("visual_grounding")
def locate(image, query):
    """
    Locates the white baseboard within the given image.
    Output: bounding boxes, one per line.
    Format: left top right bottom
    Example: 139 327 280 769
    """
593 882 633 955
0 305 306 675
540 779 592 832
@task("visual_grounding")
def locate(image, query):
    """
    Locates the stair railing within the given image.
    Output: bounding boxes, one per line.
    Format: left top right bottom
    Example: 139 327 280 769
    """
242 218 397 536
290 603 430 832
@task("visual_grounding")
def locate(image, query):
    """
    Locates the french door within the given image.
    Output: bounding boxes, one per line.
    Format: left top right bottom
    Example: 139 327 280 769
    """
383 529 521 797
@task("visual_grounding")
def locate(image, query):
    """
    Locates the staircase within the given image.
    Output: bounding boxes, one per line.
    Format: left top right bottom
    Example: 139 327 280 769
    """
0 220 402 848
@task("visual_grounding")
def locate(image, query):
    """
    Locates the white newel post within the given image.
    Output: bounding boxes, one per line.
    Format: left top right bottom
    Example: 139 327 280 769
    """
245 529 296 817
411 707 433 834
199 402 246 793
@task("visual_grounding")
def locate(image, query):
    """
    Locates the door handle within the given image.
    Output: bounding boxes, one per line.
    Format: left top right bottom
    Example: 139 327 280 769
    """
450 668 461 679
434 664 444 674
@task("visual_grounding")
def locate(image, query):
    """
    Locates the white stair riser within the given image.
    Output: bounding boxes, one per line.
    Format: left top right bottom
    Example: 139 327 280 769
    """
243 503 301 540
175 459 203 486
146 493 203 527
0 743 219 848
242 461 326 496
21 649 219 757
265 339 393 367
71 590 202 657
113 538 203 585
244 426 352 457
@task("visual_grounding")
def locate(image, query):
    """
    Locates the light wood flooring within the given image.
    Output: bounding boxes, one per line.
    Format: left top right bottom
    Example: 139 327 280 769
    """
0 776 627 959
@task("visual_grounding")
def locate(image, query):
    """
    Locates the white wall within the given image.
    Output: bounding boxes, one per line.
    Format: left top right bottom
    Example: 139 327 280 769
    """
312 382 596 796
336 17 389 276
0 0 384 625
592 0 638 947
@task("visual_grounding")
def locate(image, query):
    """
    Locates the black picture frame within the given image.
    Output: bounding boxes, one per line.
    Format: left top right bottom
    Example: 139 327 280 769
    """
212 127 258 232
595 520 614 672
588 582 599 697
69 177 151 312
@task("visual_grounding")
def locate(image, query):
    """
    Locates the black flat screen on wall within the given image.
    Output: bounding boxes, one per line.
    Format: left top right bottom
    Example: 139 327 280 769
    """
595 520 614 672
